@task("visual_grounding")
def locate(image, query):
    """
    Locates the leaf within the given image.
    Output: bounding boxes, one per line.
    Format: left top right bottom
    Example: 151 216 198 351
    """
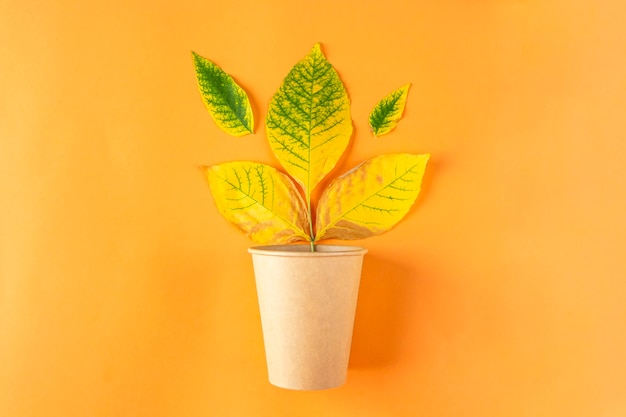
315 153 430 241
369 84 410 137
192 51 254 137
266 43 353 199
204 162 310 244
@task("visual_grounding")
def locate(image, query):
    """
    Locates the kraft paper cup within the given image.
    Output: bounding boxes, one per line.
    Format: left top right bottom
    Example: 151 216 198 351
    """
248 244 367 390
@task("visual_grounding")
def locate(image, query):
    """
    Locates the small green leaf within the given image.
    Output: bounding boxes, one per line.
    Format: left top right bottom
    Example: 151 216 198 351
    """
192 51 254 136
315 153 429 241
369 84 410 137
266 43 353 200
204 162 310 244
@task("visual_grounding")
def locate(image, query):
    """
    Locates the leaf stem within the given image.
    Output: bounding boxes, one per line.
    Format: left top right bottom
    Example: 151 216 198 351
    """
307 197 316 252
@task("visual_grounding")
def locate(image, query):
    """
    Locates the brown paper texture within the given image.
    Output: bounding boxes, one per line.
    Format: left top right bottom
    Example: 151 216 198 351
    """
249 245 367 390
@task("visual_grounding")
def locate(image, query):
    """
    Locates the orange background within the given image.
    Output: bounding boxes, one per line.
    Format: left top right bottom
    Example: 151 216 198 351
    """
2 0 625 416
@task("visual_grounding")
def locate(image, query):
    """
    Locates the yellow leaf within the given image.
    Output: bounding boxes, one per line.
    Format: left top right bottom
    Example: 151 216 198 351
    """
315 153 429 241
204 162 310 244
369 84 410 137
266 43 353 200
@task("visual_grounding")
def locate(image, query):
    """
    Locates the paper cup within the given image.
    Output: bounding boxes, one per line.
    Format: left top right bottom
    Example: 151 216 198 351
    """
248 244 367 390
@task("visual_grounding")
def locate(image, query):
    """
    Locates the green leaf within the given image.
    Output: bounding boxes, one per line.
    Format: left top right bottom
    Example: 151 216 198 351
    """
315 153 429 241
369 84 410 137
203 162 310 244
192 51 254 137
266 43 353 200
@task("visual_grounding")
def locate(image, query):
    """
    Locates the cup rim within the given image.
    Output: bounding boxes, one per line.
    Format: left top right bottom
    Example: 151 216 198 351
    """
248 244 367 257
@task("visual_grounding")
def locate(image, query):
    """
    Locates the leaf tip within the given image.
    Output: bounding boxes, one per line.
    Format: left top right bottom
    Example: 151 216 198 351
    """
191 50 206 68
400 83 411 100
310 42 326 58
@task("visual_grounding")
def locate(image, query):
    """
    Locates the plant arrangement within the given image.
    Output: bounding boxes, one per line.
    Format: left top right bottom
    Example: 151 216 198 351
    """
192 43 429 251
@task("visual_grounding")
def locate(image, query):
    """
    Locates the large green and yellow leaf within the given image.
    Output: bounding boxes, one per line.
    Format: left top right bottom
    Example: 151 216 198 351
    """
369 84 410 137
192 51 254 136
266 43 353 199
203 162 310 244
315 153 429 241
